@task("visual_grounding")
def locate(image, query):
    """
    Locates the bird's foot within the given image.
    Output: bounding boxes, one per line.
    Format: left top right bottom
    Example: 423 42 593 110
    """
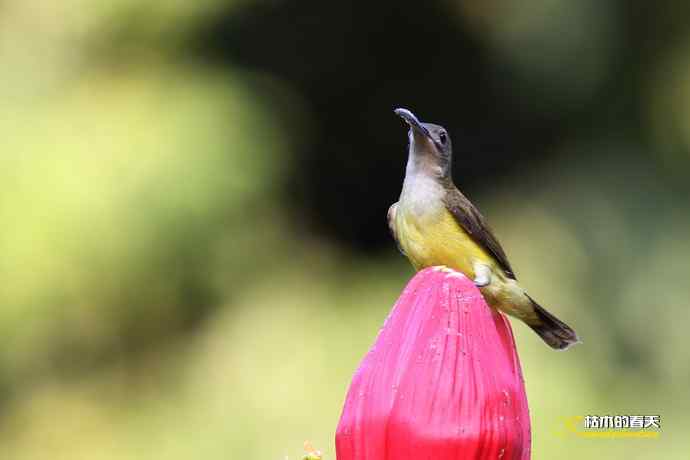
432 266 465 279
473 277 490 287
472 264 492 287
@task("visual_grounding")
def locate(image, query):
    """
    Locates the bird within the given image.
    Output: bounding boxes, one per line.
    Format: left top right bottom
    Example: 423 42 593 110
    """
388 108 579 349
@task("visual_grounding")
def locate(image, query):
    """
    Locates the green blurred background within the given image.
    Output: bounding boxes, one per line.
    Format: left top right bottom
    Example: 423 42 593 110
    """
1 1 689 459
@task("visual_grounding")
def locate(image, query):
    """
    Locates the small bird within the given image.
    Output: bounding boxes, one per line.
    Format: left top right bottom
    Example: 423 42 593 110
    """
389 108 579 349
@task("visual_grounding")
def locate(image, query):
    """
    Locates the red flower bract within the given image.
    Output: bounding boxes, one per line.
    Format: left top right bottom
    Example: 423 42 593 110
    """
336 267 531 460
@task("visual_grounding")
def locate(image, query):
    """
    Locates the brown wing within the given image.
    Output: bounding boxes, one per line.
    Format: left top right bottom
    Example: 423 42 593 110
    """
387 202 405 255
444 188 516 280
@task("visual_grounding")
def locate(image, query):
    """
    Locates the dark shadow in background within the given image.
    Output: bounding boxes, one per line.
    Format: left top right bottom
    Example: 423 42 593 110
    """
194 0 651 252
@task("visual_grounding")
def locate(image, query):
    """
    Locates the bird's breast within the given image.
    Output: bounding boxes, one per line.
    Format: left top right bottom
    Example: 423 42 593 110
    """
395 201 494 277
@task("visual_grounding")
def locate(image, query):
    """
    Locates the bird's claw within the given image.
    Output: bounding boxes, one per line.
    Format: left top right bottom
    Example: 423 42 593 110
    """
473 264 492 287
473 276 490 287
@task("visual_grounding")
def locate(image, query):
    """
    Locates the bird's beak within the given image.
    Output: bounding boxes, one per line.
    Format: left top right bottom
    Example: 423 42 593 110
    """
394 108 431 139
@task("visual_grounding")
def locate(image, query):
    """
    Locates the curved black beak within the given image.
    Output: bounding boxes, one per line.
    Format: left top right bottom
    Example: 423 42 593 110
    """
394 108 430 138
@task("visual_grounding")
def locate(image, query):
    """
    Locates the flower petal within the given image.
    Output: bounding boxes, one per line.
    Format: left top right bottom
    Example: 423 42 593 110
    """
336 267 531 460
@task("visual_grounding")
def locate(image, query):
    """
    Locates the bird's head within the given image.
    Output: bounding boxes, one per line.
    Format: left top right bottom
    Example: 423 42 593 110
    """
394 108 452 179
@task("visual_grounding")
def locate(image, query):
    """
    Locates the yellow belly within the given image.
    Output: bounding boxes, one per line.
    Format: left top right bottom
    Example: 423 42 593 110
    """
394 205 535 321
395 206 496 278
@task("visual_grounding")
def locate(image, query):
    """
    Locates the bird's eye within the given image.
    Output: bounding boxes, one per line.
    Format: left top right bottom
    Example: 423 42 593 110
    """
439 132 447 145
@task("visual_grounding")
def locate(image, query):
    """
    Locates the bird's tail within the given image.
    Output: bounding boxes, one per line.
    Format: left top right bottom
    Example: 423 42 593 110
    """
525 294 580 350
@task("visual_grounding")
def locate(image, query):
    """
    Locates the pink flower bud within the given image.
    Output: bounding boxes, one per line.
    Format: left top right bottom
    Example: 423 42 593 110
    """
336 267 531 460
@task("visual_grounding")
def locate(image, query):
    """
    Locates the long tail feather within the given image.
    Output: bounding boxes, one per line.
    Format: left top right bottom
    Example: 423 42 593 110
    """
525 294 580 350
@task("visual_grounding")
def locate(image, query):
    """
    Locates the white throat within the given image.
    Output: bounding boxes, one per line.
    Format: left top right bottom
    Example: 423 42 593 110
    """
399 160 445 219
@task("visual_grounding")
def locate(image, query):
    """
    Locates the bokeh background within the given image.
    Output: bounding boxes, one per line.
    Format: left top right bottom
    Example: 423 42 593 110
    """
1 1 689 459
